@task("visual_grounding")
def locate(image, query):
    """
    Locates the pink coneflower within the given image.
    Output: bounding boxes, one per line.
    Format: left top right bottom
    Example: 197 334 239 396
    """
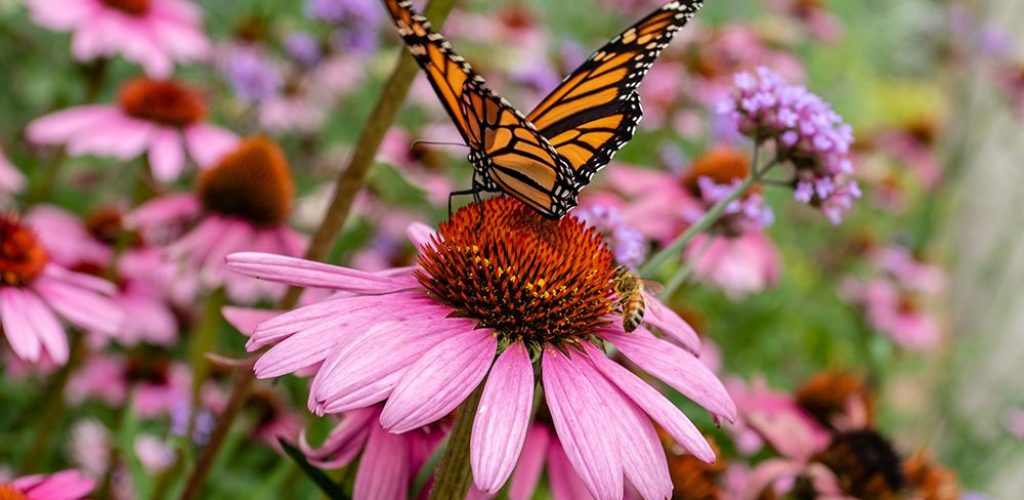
25 0 210 78
27 78 238 182
0 215 123 364
228 197 735 499
26 205 178 346
0 147 26 195
66 352 198 418
0 469 94 500
687 232 780 298
301 405 448 499
503 422 613 499
841 246 946 351
128 136 306 304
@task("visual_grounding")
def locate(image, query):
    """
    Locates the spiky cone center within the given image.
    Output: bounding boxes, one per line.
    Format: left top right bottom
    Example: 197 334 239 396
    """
0 484 28 500
903 451 960 500
195 136 295 227
683 145 759 237
123 354 172 386
682 145 753 195
100 0 149 15
815 430 904 499
795 370 875 430
85 205 142 247
0 215 49 287
119 78 205 127
416 197 618 349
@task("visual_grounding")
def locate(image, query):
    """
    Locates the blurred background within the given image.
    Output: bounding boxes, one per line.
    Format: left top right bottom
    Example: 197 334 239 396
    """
1 0 1022 498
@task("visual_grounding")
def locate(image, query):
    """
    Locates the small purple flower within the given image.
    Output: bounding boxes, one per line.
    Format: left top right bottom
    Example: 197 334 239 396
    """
691 176 774 234
285 32 322 67
577 205 647 269
722 66 858 223
306 0 382 53
224 48 282 102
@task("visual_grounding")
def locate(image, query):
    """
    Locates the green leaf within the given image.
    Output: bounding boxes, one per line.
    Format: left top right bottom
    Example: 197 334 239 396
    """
278 439 350 500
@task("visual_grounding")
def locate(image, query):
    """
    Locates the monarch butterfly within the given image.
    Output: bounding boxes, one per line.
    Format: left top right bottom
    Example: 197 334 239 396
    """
383 0 705 219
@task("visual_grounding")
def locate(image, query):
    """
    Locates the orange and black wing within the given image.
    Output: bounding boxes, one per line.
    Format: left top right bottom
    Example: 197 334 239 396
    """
382 0 484 148
382 0 579 218
527 0 704 183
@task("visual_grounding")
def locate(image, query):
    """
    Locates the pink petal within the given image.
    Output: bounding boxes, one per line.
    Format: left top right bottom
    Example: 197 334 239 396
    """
310 317 478 415
125 193 201 228
222 307 279 337
406 222 436 249
66 114 152 160
642 294 701 353
353 423 410 500
184 124 239 167
739 458 804 500
584 343 714 462
542 348 623 500
508 425 551 500
300 406 377 469
547 439 596 500
41 264 117 295
603 328 736 422
573 348 671 500
249 291 444 349
14 469 96 499
0 288 44 362
18 288 69 364
148 127 185 182
379 330 497 433
226 252 419 293
32 277 123 336
26 105 118 145
471 341 535 493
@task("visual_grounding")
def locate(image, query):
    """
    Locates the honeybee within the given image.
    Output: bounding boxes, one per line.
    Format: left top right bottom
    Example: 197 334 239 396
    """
612 266 663 332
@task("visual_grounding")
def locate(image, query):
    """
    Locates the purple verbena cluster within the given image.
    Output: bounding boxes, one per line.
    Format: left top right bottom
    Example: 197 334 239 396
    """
306 0 382 53
723 66 860 224
224 48 282 102
577 205 647 269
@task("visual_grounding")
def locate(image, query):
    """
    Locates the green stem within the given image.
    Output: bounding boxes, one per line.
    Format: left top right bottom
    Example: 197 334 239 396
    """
429 381 486 500
177 3 459 496
658 235 714 299
25 149 67 206
19 331 87 473
639 141 771 278
186 287 227 441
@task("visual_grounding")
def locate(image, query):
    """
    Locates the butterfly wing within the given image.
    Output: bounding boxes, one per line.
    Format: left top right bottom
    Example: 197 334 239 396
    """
527 0 705 182
383 0 579 218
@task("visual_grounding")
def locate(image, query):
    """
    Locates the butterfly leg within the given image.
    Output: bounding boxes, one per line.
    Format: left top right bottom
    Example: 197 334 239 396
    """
447 186 480 220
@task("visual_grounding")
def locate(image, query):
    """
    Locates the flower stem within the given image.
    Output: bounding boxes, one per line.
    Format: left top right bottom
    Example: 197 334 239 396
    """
19 331 87 473
177 1 459 497
429 381 486 500
639 141 770 278
186 286 227 440
658 235 714 299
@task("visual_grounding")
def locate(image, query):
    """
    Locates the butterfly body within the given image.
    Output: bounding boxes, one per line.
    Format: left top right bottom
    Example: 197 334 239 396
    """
383 0 704 219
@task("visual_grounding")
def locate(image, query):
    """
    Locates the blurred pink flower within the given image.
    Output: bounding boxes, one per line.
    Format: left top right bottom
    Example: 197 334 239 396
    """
725 377 844 500
27 78 238 182
0 215 123 364
228 198 734 499
26 205 178 346
25 0 209 77
66 353 198 418
767 0 845 42
842 246 946 351
688 232 781 298
300 405 447 499
127 137 306 304
0 469 94 500
0 147 26 194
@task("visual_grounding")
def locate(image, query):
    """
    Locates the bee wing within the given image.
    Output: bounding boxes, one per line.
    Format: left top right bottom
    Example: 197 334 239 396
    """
640 279 664 295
